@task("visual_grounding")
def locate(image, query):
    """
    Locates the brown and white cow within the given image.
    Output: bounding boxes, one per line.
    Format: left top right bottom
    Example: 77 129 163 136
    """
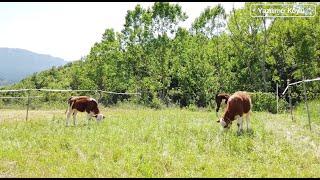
217 91 252 134
66 96 105 126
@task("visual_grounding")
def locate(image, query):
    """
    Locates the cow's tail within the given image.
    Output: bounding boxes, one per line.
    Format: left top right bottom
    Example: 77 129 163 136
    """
65 97 75 114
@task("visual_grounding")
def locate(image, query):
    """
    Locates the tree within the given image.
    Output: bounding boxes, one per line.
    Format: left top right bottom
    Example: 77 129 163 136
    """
150 2 187 105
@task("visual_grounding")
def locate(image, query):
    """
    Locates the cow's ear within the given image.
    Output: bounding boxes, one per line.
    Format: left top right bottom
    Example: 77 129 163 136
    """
216 120 220 123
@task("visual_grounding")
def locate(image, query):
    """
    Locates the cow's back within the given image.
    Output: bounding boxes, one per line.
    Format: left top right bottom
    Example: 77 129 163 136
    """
68 96 96 113
227 91 251 116
68 96 88 105
235 91 251 113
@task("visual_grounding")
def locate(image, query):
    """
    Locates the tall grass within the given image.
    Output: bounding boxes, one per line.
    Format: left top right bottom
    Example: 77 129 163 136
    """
0 107 319 177
294 99 320 124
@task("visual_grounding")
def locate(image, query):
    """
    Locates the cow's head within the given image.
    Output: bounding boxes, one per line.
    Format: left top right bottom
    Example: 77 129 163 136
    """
94 114 105 121
216 118 231 129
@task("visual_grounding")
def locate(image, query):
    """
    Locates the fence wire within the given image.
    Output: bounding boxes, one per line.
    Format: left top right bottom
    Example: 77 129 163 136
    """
281 77 320 131
0 89 141 122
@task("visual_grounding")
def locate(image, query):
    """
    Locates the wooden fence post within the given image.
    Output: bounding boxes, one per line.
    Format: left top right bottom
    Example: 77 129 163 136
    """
287 79 294 122
26 90 31 121
302 77 311 131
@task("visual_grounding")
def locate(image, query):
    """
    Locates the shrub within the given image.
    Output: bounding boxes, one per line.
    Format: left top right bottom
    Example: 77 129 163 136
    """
149 96 164 109
187 104 198 111
250 92 287 113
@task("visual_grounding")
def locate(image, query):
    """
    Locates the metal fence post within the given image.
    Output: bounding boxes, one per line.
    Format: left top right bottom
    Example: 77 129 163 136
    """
302 77 311 131
276 83 279 114
287 79 294 122
98 90 102 103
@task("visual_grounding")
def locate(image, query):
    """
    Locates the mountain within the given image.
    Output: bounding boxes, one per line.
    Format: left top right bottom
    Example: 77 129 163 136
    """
0 48 67 86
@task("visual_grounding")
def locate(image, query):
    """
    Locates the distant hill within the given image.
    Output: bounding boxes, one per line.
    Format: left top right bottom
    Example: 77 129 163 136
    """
0 48 67 86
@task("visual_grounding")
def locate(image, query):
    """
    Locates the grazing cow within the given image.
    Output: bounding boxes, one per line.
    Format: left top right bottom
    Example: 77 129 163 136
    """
66 96 105 126
215 93 230 114
217 91 252 134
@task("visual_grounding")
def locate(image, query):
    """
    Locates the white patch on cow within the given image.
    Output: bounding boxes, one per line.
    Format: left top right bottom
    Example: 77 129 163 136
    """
89 97 98 103
72 110 78 126
66 108 78 126
96 114 104 121
228 94 236 102
220 118 226 127
237 116 243 132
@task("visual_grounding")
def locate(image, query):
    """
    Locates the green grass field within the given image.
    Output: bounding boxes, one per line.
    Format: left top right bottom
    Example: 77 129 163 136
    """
0 105 319 177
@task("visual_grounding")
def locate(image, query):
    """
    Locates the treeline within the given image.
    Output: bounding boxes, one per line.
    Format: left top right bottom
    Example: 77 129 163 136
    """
3 2 320 108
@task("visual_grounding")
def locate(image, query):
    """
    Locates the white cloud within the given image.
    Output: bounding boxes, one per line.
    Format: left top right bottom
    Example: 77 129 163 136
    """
0 2 245 61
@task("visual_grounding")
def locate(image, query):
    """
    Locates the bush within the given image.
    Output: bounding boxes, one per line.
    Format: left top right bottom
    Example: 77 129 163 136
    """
149 96 164 109
250 92 287 113
187 104 197 111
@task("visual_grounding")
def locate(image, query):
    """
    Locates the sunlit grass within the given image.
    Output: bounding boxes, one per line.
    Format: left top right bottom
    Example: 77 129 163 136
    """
0 106 319 177
294 99 320 124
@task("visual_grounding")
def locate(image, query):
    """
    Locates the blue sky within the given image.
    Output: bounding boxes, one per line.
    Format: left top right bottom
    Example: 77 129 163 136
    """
0 2 245 61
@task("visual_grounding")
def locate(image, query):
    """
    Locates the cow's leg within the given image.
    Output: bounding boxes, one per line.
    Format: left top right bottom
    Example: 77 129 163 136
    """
237 116 243 135
72 110 78 126
86 113 93 125
66 109 72 127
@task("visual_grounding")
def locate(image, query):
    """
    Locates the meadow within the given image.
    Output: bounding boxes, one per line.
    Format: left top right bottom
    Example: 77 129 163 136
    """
1 1 320 178
0 104 319 178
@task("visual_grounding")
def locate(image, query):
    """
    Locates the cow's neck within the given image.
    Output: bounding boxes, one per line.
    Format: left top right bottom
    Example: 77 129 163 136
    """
223 110 234 123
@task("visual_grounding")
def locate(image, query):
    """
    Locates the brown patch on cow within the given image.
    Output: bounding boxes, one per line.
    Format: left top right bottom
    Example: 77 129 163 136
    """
68 96 100 115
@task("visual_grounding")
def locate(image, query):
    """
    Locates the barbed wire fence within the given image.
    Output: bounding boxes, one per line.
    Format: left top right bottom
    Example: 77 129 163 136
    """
0 89 141 122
